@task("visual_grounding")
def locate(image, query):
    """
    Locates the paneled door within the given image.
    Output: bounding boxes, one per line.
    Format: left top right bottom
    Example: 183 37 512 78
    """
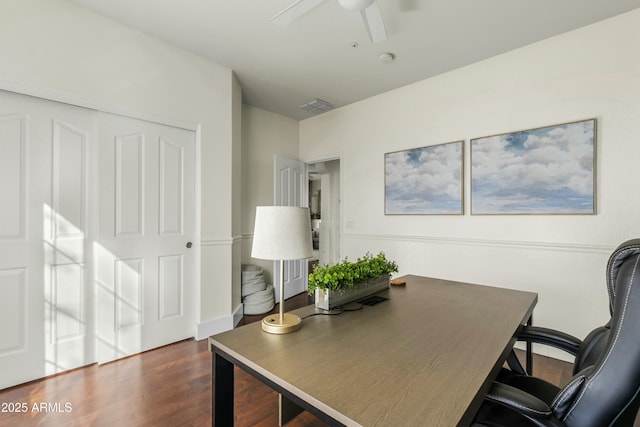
0 90 97 389
96 113 195 363
273 155 309 301
0 90 196 386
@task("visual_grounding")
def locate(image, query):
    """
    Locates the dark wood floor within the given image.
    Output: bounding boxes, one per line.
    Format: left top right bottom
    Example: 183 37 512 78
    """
0 292 582 427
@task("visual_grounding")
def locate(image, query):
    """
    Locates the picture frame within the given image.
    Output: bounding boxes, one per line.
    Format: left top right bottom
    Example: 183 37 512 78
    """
385 140 464 215
471 118 596 215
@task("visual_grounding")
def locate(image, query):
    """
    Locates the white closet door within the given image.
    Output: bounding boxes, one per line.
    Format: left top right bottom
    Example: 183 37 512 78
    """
0 91 96 389
96 112 195 363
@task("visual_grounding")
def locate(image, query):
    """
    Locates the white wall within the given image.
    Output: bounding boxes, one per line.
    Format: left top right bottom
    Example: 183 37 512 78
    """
299 10 640 360
241 105 299 284
0 0 240 335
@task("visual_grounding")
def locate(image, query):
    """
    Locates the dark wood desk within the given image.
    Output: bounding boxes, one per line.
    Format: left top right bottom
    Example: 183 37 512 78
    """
210 275 537 426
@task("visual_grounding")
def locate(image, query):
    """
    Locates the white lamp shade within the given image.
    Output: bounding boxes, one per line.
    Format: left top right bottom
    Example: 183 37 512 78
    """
251 206 313 261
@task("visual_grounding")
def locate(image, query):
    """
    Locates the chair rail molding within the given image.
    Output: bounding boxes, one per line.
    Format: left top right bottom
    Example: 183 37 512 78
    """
201 237 238 247
345 233 615 254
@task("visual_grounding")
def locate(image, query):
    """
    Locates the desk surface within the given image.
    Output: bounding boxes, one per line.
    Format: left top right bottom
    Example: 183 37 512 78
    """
210 275 537 426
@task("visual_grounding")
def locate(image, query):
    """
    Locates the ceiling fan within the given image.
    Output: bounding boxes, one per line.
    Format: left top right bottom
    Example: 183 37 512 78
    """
271 0 387 44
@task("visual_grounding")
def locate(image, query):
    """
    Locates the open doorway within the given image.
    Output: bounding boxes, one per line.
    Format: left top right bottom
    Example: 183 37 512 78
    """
307 159 341 270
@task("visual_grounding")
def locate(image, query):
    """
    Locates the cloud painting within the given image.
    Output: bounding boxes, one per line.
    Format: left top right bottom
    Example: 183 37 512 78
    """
385 141 463 214
471 119 596 214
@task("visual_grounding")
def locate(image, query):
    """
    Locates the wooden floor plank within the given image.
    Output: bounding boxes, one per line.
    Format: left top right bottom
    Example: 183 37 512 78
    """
0 292 590 427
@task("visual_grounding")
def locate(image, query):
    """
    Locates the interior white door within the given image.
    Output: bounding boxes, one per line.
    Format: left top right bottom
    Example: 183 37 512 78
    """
0 90 96 389
273 155 309 302
96 113 195 363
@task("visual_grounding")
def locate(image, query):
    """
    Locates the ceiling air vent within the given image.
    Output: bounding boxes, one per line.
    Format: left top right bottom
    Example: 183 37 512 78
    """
299 98 335 115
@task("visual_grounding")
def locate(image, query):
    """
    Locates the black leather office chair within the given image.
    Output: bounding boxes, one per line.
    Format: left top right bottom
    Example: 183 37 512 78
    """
473 239 640 427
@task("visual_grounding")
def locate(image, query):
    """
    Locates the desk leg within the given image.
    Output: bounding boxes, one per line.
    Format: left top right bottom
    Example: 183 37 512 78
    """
213 351 234 426
279 393 304 426
526 314 533 375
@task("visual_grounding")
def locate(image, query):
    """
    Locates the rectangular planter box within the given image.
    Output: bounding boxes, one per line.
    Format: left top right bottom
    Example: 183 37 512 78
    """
314 274 390 310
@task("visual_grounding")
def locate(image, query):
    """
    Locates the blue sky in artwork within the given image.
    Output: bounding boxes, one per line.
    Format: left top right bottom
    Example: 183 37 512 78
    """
504 132 528 152
404 148 423 164
471 120 595 214
385 142 463 214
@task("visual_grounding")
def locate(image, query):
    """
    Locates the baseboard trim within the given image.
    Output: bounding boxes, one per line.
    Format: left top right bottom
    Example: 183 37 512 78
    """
195 303 244 340
233 303 244 327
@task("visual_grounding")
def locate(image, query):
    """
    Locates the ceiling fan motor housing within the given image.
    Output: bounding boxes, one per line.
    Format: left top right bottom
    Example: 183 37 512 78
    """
339 0 375 11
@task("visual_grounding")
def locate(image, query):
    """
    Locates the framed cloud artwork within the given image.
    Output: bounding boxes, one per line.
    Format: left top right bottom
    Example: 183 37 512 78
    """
385 141 464 215
471 118 596 215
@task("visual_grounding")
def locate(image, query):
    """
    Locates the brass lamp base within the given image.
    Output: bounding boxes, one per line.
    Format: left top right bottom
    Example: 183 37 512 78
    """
261 313 302 334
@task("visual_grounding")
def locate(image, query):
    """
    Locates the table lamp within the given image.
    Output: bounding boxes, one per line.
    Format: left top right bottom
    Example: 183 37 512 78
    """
251 206 313 334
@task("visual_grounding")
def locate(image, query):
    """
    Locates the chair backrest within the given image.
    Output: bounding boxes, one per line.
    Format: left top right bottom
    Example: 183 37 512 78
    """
551 239 640 427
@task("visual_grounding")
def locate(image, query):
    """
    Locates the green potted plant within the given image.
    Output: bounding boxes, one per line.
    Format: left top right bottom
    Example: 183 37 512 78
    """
308 252 398 310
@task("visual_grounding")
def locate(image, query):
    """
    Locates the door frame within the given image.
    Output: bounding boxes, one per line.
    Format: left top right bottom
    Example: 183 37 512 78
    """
305 155 343 266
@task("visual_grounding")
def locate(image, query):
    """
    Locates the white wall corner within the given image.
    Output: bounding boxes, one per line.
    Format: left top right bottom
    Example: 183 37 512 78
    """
195 302 243 340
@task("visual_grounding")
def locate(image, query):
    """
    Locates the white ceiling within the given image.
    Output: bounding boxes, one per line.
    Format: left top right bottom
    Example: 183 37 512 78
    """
67 0 640 120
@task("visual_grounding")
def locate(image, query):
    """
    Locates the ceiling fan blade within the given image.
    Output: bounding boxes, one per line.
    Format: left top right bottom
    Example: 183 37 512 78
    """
271 0 326 26
360 0 387 43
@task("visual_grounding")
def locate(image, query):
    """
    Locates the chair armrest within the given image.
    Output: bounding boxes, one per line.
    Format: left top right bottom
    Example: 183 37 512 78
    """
484 382 565 427
518 326 582 356
486 382 552 418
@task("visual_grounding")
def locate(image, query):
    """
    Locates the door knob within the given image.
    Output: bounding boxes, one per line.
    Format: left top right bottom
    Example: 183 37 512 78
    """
186 242 193 249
